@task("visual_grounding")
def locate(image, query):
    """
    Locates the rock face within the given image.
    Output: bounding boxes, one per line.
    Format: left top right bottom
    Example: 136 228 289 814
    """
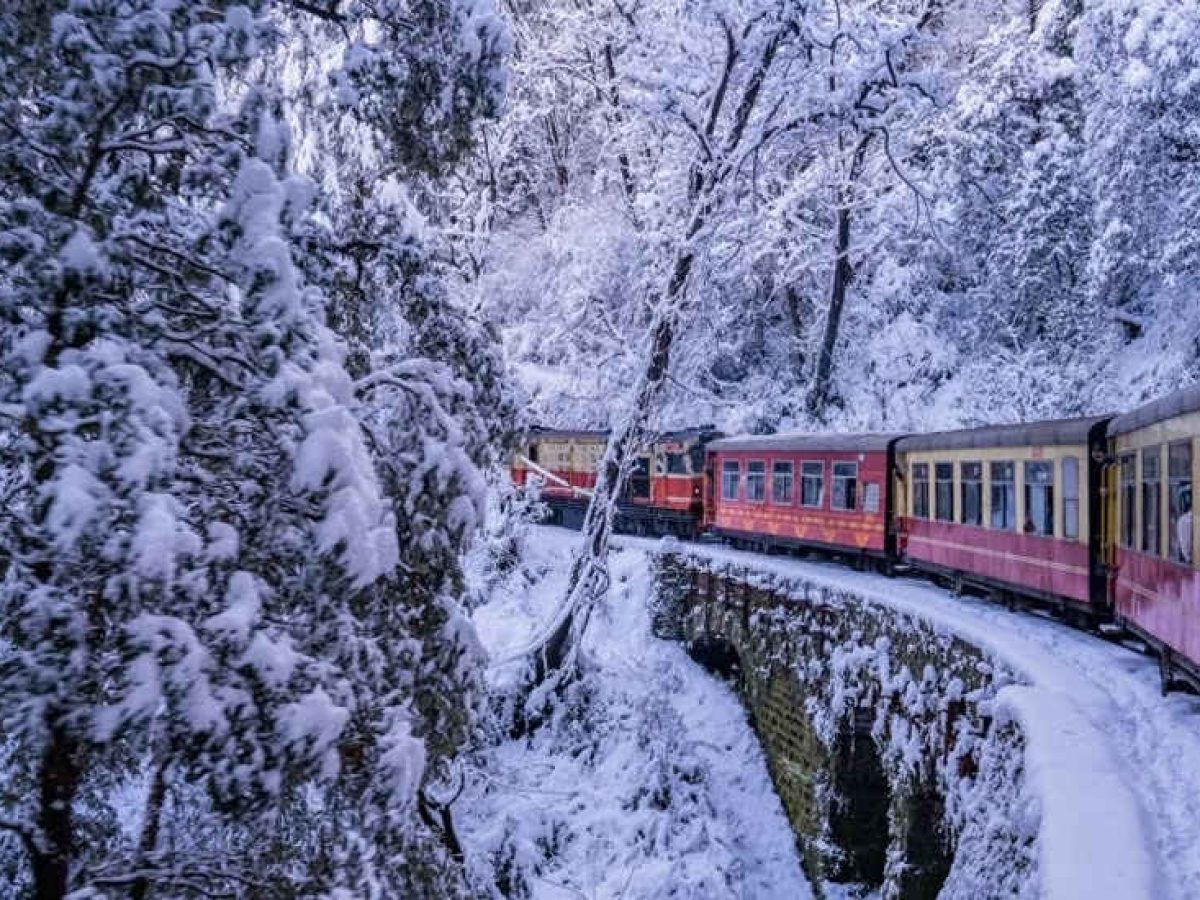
652 552 1039 900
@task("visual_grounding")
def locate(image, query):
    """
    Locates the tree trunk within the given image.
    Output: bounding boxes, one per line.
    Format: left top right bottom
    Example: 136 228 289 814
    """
129 756 169 900
519 18 788 718
807 133 873 420
33 720 81 900
532 242 695 690
807 201 853 420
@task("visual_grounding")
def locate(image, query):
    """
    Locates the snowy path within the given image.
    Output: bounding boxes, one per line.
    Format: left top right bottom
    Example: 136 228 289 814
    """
621 533 1200 900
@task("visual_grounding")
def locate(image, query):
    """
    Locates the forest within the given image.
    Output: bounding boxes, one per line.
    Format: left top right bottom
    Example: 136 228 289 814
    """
0 0 1197 898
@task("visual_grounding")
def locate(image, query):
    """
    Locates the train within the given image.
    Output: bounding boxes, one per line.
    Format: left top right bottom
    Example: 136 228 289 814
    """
510 382 1200 694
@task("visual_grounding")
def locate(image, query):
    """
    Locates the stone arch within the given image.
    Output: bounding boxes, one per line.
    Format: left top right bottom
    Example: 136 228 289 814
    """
896 778 953 900
827 708 890 890
686 635 742 683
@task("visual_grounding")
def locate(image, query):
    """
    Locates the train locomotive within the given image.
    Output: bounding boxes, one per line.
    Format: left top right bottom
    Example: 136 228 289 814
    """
512 382 1200 693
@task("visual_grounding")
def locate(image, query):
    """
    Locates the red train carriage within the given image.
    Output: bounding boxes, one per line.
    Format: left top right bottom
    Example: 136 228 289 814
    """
510 428 608 528
617 427 719 536
1108 385 1200 690
894 417 1112 617
704 434 902 566
512 426 718 536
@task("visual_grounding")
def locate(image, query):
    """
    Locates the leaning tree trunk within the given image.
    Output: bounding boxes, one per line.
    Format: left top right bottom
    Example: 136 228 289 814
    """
528 236 698 704
519 18 788 723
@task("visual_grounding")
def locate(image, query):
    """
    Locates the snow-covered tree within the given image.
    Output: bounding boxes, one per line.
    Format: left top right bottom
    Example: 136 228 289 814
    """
0 1 509 897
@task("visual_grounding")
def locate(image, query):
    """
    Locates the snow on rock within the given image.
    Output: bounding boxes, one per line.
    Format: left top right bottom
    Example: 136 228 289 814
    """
639 537 1185 900
464 526 811 899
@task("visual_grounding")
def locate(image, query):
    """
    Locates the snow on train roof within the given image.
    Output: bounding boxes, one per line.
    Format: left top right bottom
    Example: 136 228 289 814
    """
895 415 1110 452
707 432 902 453
1109 381 1200 436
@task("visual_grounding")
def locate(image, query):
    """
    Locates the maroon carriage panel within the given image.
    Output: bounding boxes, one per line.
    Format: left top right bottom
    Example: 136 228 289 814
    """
904 519 1091 604
705 434 899 557
1115 549 1200 665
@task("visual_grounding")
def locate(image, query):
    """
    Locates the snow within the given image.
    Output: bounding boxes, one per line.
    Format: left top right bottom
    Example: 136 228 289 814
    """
637 535 1200 900
45 463 106 551
131 492 197 582
278 688 350 778
204 571 262 642
465 526 812 899
59 227 101 273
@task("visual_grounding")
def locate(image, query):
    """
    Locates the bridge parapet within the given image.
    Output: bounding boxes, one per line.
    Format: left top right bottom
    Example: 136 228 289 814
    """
652 551 1037 900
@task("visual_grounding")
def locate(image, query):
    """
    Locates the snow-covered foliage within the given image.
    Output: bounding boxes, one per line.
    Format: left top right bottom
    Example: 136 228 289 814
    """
457 0 1200 433
0 1 510 897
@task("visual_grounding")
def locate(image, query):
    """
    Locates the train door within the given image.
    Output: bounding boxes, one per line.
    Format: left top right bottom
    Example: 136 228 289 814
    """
628 456 651 502
704 452 717 526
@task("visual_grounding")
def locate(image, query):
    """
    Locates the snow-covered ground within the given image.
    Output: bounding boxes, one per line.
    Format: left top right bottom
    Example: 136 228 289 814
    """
467 526 1200 899
463 526 811 899
631 535 1200 900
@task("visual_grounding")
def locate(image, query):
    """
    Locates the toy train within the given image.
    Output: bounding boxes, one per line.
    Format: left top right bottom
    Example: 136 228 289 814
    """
511 382 1200 694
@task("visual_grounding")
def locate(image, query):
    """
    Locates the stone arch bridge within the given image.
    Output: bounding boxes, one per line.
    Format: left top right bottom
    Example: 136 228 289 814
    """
651 550 1036 900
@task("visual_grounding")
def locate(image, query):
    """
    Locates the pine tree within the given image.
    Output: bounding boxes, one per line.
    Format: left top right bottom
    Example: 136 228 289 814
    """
0 1 510 896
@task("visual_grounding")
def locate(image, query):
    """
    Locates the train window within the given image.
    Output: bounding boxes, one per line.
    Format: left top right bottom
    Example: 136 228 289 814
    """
772 461 794 505
912 463 930 518
1169 442 1192 565
666 452 689 475
935 462 954 522
1120 453 1137 548
1062 457 1080 541
1142 448 1161 556
990 462 1016 531
801 462 824 508
746 461 766 502
721 460 740 501
690 444 706 474
1023 461 1054 536
960 462 983 526
832 462 858 511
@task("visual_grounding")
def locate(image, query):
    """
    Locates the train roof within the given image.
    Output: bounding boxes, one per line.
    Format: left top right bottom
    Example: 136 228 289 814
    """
895 415 1110 453
654 426 720 443
526 426 610 441
526 425 719 443
708 432 902 453
1109 382 1200 436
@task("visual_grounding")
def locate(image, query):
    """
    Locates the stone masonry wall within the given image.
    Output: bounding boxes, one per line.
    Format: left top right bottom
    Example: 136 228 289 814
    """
652 551 1039 900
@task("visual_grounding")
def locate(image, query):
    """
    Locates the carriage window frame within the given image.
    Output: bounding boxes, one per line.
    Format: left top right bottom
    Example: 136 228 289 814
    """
934 462 954 522
1119 453 1137 548
990 461 1016 531
832 461 858 512
912 462 930 519
1142 447 1162 556
1023 460 1055 537
721 460 741 501
960 461 983 526
665 451 689 475
745 460 767 504
1169 441 1193 566
771 460 795 506
1061 456 1080 541
801 461 825 509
